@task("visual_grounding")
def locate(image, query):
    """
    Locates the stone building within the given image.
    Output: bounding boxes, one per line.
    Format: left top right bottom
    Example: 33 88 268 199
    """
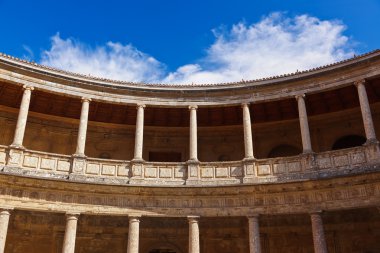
0 50 379 253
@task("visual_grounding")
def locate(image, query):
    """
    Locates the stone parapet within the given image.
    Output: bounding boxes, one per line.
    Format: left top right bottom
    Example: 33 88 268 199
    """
1 144 379 186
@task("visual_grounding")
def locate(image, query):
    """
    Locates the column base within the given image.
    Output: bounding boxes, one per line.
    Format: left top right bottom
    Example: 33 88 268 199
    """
6 146 25 166
242 157 256 183
300 152 316 170
186 160 200 184
9 144 25 150
364 140 380 162
70 155 87 174
129 160 145 184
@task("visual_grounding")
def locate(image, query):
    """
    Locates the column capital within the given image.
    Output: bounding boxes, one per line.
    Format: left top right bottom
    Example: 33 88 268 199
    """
81 97 91 103
241 102 250 108
309 209 323 215
136 104 146 109
65 212 80 220
189 105 198 110
187 215 200 222
295 93 306 100
354 79 366 87
247 214 260 219
128 215 141 220
22 85 34 91
0 209 12 216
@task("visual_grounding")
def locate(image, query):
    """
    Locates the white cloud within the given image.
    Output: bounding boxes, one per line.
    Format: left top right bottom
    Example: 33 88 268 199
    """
40 13 355 84
40 34 165 83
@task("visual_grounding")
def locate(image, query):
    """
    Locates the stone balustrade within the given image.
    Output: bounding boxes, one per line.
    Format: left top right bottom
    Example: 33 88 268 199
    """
0 144 379 186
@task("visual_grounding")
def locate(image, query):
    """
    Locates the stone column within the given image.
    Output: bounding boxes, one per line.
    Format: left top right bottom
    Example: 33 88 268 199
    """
127 216 140 253
11 85 34 148
296 94 313 153
189 105 198 161
355 80 377 142
242 103 254 159
188 216 200 253
62 213 79 253
0 209 11 253
133 104 145 161
75 98 91 156
248 215 262 253
310 211 328 253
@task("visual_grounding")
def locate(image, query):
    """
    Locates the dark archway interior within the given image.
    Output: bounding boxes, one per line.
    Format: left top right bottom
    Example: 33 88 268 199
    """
268 144 301 158
332 135 366 150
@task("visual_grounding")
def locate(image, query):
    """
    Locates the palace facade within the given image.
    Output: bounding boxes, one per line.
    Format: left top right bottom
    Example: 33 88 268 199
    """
0 50 379 253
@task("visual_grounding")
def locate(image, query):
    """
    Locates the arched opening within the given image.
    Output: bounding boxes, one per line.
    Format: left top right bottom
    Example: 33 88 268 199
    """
332 135 366 150
149 249 176 253
268 144 301 158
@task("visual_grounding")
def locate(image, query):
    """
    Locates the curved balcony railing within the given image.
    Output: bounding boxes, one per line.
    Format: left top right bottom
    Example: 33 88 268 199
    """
1 143 379 186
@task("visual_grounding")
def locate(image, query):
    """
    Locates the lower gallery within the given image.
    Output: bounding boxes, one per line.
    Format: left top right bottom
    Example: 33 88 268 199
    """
0 51 380 253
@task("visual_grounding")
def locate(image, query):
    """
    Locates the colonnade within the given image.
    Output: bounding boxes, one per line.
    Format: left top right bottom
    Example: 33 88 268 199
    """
0 208 331 253
7 80 378 162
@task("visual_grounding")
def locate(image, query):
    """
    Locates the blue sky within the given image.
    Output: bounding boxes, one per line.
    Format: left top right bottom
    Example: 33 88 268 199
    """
1 0 379 84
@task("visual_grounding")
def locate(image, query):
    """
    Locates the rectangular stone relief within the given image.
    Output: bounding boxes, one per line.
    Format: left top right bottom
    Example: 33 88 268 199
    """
57 160 70 172
245 164 254 175
117 165 129 177
215 167 228 178
230 166 243 177
351 152 366 164
132 164 142 177
22 155 39 168
257 164 271 176
317 156 332 169
188 164 199 178
101 164 116 176
159 167 172 178
0 150 6 164
201 167 214 178
288 161 301 172
86 163 100 175
333 155 349 167
8 149 22 166
40 158 56 170
273 163 286 174
174 166 185 178
145 167 157 178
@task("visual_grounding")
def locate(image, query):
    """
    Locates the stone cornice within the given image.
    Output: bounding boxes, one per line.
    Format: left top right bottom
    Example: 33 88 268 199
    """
0 50 380 106
0 172 379 217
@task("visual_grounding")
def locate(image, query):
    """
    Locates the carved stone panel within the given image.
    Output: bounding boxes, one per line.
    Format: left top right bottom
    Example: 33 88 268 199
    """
8 149 23 166
273 163 286 174
174 166 185 178
145 167 157 178
201 167 214 178
57 160 70 172
23 155 39 168
230 166 243 177
317 157 332 169
0 149 6 164
40 158 56 170
334 155 349 167
351 152 366 164
215 167 228 178
257 164 271 176
86 163 100 175
288 161 301 172
159 167 172 178
102 164 116 176
245 164 254 176
117 165 129 177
